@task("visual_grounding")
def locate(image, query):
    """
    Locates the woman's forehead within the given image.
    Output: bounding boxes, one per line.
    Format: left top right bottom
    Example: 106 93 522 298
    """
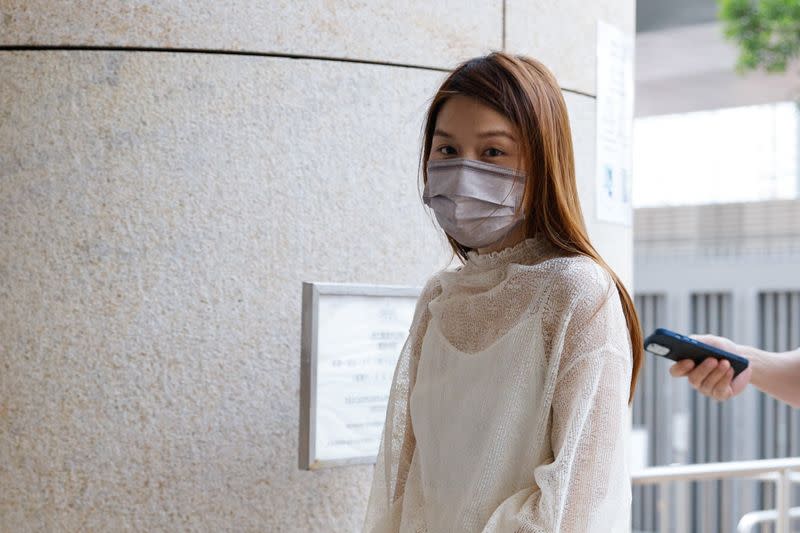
435 96 516 135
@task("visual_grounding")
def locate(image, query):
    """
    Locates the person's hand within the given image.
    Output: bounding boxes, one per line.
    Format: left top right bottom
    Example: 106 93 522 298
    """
668 334 753 401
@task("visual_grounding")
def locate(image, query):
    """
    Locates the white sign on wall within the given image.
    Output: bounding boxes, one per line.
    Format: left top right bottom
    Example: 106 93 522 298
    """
596 20 635 226
299 282 420 470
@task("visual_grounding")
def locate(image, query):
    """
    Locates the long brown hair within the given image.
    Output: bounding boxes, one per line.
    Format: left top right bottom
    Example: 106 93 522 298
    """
420 51 642 404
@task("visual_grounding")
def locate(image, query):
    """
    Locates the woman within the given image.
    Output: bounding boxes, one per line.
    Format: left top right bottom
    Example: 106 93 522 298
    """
363 52 643 532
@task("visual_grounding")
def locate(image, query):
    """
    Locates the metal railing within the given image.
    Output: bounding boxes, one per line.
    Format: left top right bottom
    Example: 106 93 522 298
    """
631 457 800 533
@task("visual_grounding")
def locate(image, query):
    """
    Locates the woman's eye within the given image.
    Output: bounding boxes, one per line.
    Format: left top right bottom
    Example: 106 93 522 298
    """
438 146 456 155
485 147 505 157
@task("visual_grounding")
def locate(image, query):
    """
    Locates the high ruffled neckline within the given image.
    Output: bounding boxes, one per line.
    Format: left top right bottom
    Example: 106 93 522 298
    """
463 233 555 271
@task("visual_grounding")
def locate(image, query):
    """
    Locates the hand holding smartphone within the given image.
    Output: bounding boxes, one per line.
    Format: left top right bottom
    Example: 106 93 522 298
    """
643 328 750 377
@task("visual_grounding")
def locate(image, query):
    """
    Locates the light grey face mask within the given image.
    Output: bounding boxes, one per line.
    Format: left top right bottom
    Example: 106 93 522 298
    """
423 158 527 249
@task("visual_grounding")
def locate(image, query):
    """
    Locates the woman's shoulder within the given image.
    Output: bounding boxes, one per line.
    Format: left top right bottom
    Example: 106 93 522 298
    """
525 255 617 324
537 257 629 363
418 272 443 301
521 254 614 297
409 272 444 321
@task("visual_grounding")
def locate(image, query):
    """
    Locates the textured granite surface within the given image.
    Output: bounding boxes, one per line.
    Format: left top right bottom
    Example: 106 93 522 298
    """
506 0 635 94
0 51 452 531
0 1 502 70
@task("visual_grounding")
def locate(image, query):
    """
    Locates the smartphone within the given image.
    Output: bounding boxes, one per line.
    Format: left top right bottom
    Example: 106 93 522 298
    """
643 327 749 377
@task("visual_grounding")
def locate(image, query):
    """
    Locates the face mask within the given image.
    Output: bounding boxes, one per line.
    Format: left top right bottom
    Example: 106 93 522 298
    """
423 158 527 249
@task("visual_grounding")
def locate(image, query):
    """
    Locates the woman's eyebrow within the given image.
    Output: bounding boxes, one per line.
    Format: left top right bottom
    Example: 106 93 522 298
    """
433 128 516 140
477 129 516 140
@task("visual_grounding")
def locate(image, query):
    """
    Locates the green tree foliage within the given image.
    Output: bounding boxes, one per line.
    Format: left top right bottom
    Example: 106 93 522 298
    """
719 0 800 73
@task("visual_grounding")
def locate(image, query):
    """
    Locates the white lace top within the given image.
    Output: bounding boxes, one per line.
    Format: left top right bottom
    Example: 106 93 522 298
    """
363 235 633 532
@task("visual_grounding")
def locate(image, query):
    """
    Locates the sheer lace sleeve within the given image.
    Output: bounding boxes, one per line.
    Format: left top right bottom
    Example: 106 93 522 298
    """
482 262 633 532
362 275 441 533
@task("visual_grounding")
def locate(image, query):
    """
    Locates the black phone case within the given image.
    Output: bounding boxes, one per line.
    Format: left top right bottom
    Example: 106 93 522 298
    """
643 328 750 377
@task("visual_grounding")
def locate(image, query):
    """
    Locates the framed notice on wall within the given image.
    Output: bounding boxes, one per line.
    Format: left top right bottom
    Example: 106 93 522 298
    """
298 282 420 470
